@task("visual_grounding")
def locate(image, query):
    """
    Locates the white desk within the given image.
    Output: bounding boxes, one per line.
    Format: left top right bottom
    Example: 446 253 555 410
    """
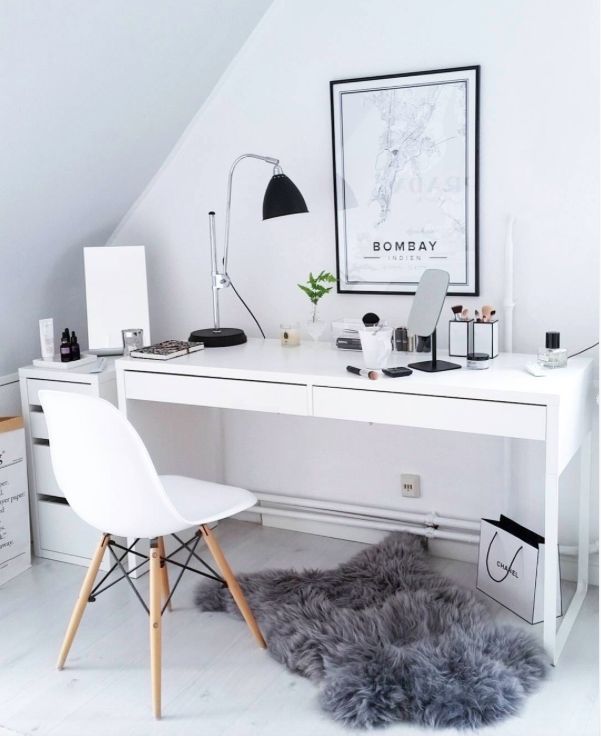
116 339 594 664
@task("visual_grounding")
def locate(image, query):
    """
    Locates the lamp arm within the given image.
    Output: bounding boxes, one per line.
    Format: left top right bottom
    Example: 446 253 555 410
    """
222 153 279 274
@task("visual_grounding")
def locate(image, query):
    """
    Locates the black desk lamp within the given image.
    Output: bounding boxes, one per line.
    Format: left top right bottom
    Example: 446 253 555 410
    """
189 153 308 348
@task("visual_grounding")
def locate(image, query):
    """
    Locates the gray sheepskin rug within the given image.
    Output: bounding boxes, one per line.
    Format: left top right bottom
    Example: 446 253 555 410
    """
195 532 549 729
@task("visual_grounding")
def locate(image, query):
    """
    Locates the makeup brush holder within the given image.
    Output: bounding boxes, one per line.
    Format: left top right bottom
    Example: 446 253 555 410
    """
472 320 499 358
448 320 474 357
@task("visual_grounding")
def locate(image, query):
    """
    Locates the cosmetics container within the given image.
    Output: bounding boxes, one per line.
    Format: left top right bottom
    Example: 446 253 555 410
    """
359 326 392 368
60 329 71 362
449 319 473 357
473 319 499 358
332 319 362 350
70 331 81 361
394 326 415 352
537 332 567 369
280 322 301 347
39 318 54 361
466 352 490 369
415 335 431 353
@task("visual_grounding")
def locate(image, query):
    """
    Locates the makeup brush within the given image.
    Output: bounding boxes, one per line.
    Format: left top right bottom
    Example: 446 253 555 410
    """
475 309 481 322
481 305 494 322
461 308 470 321
362 312 380 327
346 366 379 380
451 305 463 321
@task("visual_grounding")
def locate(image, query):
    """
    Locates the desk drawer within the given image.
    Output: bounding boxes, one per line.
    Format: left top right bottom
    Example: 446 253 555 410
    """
33 443 64 497
125 371 309 416
312 386 546 440
27 378 91 406
38 497 107 567
29 409 48 439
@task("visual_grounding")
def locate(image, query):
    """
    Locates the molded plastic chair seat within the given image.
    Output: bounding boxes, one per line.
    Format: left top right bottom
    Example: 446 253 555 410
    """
38 389 266 719
160 475 256 529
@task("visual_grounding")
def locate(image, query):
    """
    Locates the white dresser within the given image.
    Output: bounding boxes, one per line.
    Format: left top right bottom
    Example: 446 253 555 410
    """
19 360 117 570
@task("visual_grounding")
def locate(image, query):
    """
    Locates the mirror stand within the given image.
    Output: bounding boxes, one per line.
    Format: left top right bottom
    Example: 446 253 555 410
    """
408 329 461 373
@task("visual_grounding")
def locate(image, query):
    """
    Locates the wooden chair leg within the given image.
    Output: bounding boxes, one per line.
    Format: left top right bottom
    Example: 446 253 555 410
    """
200 525 266 649
57 533 110 670
157 537 172 612
149 538 162 719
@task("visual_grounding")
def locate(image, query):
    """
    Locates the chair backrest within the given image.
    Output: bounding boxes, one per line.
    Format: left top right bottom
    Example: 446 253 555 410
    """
39 390 187 538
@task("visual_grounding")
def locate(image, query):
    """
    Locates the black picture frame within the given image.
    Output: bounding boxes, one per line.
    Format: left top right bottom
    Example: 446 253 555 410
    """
330 66 480 296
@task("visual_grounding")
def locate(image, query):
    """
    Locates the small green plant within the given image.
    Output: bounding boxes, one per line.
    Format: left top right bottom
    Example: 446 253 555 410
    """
298 270 337 322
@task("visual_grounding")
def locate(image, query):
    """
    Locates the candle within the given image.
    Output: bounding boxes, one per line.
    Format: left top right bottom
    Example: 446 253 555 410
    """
280 323 301 347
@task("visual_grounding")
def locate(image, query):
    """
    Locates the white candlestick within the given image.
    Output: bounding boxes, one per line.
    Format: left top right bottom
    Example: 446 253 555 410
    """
503 215 515 352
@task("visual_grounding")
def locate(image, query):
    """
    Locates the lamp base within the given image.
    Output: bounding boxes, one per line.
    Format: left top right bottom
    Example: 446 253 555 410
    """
408 359 461 373
189 327 247 348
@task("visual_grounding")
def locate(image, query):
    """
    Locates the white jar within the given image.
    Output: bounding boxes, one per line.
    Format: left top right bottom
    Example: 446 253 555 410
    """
280 323 301 347
466 352 490 369
359 326 393 368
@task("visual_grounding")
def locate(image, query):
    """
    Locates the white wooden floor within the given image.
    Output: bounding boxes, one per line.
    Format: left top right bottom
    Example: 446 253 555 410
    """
0 520 598 736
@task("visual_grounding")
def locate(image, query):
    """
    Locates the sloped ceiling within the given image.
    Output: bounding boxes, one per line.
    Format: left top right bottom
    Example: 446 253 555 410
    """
0 0 272 374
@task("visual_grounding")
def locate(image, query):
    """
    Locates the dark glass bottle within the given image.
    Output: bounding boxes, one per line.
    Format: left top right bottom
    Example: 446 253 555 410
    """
60 329 72 362
70 331 81 361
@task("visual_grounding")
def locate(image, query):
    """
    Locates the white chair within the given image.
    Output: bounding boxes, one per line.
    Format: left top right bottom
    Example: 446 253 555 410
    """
39 390 266 719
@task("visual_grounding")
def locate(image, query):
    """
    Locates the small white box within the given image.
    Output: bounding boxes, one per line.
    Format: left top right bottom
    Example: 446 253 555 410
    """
449 320 473 357
473 320 499 358
0 416 31 585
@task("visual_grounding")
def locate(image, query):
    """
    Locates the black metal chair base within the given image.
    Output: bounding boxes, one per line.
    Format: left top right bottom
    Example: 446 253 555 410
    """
88 530 226 616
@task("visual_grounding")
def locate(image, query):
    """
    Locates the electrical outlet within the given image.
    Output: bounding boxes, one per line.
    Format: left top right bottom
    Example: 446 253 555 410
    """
401 474 421 498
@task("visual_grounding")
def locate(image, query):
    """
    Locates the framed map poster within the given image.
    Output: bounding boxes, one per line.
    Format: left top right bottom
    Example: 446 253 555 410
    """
330 66 479 295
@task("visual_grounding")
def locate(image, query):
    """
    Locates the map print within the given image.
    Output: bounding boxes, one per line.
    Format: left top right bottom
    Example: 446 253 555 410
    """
332 69 478 294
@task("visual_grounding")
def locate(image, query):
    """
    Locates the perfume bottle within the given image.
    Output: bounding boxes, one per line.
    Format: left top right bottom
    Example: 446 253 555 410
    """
60 328 72 362
537 331 567 369
70 331 81 361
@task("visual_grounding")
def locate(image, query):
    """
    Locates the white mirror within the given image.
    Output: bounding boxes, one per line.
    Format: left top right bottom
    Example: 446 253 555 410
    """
407 269 449 337
407 269 461 373
84 246 150 355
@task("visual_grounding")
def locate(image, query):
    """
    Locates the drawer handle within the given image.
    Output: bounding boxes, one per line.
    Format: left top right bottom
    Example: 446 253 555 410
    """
38 494 69 506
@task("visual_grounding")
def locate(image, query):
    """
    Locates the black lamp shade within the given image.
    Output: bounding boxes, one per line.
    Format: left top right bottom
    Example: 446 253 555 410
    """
262 173 308 220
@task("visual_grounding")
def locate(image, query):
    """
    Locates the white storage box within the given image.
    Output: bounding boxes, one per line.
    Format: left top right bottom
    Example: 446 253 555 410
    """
331 318 364 351
0 417 31 585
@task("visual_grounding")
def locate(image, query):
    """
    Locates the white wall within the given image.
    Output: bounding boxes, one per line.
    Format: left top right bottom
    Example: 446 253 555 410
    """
109 0 599 549
0 0 272 375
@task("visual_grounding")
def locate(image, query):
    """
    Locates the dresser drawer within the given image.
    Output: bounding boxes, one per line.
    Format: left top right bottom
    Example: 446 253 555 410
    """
29 409 48 439
37 497 107 567
124 370 310 416
33 443 64 497
312 386 546 441
27 378 92 406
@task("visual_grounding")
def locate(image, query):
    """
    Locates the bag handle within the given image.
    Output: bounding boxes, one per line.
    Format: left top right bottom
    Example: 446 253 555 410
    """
485 531 523 583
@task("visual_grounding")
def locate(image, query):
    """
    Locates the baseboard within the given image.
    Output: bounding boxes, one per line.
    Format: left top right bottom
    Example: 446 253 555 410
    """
252 511 598 586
